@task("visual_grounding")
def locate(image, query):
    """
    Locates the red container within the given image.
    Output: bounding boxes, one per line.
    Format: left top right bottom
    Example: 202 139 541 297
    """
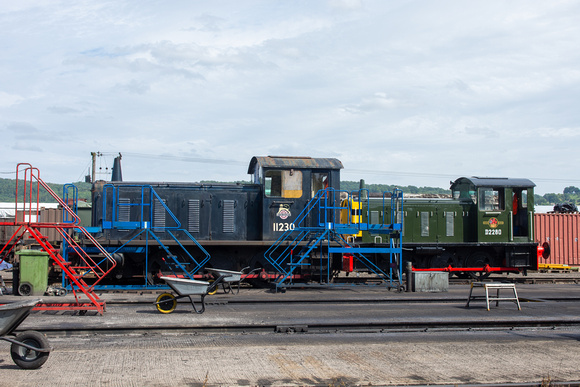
534 213 580 267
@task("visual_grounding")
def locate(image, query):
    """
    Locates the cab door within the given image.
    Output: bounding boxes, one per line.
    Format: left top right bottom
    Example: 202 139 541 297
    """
512 188 532 241
476 186 510 242
261 168 307 240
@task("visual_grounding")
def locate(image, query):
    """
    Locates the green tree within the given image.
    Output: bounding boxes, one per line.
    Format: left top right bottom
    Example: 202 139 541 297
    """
0 178 92 203
563 186 580 195
543 193 561 204
534 194 548 205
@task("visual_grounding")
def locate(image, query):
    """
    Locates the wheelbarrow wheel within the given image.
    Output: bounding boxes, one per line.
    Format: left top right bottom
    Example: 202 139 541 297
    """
156 293 177 314
10 330 50 369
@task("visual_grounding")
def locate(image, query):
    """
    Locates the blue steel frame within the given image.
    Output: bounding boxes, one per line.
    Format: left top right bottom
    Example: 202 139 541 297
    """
264 187 404 291
62 184 211 290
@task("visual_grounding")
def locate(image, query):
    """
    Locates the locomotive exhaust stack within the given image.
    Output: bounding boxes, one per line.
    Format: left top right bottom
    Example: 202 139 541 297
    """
111 153 122 182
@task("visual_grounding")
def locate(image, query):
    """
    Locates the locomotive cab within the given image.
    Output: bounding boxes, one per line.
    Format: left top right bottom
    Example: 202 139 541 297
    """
451 177 536 243
248 156 343 240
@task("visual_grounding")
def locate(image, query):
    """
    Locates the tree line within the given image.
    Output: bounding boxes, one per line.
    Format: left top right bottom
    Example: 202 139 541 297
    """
534 186 580 206
0 178 92 203
0 177 577 207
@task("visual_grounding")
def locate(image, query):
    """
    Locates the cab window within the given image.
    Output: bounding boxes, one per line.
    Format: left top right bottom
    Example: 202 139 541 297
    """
521 190 528 208
478 188 504 211
311 172 329 197
264 170 303 198
452 182 476 202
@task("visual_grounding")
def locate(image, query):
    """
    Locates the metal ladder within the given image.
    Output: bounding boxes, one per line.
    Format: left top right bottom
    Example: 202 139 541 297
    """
264 188 404 291
0 164 117 314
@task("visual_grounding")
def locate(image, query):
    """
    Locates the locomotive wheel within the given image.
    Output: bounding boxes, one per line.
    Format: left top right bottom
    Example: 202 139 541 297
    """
156 293 177 314
10 331 50 370
464 251 492 280
429 252 457 269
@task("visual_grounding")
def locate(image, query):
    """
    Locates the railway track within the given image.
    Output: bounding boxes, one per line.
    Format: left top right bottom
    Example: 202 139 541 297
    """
20 292 580 337
2 273 579 294
449 275 580 285
33 316 580 337
93 294 580 305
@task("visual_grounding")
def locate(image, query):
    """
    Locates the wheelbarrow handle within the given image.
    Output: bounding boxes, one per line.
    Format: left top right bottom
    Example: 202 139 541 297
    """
206 274 230 294
240 267 262 282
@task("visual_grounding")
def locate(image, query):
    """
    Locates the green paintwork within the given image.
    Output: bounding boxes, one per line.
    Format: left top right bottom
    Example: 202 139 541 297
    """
354 177 536 246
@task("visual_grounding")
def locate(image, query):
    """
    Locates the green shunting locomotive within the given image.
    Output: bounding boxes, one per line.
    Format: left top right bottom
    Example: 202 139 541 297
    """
343 177 544 279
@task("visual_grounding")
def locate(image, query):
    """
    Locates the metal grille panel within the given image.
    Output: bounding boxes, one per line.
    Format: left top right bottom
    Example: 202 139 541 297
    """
118 198 130 222
188 199 200 233
153 199 166 228
223 200 235 233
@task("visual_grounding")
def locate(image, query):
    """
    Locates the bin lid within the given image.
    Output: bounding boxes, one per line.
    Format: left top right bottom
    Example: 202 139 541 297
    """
15 249 50 256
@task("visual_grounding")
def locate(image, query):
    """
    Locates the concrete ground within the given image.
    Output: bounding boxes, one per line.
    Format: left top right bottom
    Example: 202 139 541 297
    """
2 328 579 386
1 279 580 386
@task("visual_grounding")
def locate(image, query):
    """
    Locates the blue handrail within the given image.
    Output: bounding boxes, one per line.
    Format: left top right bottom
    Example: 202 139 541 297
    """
264 187 404 290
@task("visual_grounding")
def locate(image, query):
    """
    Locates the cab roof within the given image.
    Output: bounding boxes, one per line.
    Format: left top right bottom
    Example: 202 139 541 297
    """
248 156 343 174
451 176 536 190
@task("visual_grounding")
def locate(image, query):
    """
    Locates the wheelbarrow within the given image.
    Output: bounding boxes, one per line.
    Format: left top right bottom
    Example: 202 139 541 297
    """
0 298 51 369
154 275 228 314
206 268 243 295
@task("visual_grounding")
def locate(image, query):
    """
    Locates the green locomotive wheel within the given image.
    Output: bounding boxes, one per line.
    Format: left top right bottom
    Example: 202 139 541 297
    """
465 251 493 280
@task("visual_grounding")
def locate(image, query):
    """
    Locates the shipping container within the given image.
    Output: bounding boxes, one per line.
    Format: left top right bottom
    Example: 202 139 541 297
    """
534 213 580 267
1 206 66 253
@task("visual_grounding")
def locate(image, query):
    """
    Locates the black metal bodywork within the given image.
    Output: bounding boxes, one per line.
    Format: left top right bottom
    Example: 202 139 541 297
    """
88 156 343 280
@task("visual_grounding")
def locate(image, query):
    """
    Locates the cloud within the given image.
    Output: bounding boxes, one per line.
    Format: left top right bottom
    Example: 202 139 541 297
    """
114 79 150 95
0 1 579 195
185 14 226 32
47 106 81 114
340 92 411 114
0 92 24 107
327 0 363 11
462 125 499 139
6 122 39 134
536 127 580 138
12 141 42 152
446 79 474 94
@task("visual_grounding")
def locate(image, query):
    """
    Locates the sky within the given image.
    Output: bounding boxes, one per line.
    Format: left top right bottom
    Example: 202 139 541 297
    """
1 0 579 195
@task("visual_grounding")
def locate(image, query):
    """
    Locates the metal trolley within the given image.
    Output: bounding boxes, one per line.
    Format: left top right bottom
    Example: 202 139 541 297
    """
0 299 51 369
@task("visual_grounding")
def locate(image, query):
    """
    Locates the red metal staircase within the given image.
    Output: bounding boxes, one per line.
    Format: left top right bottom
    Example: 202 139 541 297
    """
0 164 116 314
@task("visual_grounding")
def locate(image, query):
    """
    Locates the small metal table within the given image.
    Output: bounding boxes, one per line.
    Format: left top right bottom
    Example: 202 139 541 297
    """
465 282 521 311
